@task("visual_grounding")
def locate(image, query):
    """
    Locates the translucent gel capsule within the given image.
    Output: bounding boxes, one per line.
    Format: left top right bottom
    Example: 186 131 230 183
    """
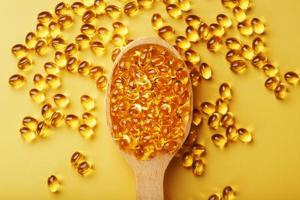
37 11 52 24
163 0 177 4
263 64 278 77
96 74 108 90
76 34 90 49
41 103 55 120
89 66 104 80
65 114 80 129
33 73 47 91
25 32 38 49
151 13 164 30
252 37 265 52
36 23 49 38
199 62 212 80
223 186 235 200
158 25 175 40
252 53 267 69
48 22 61 38
239 0 250 9
241 44 254 60
185 15 201 29
11 44 28 58
51 37 66 51
274 83 288 100
35 39 49 56
77 161 93 176
105 5 121 19
82 112 97 128
226 50 240 62
71 2 86 15
23 116 38 130
176 36 191 50
137 0 154 8
79 124 94 139
50 111 64 128
66 57 78 72
82 10 96 23
221 0 238 9
186 26 199 43
166 4 182 19
216 98 229 115
192 109 202 126
230 60 247 74
226 125 238 141
112 34 126 47
55 2 69 16
182 152 193 167
216 14 232 28
209 23 225 37
238 128 252 143
53 93 70 108
211 134 227 148
219 83 232 100
200 102 215 116
65 43 78 57
237 21 253 36
98 27 112 43
192 143 206 157
47 175 60 193
81 23 96 37
221 112 235 127
112 48 121 62
207 36 222 52
192 159 205 176
80 95 95 110
82 0 94 7
54 51 67 68
226 37 241 50
44 62 60 75
37 121 48 137
20 127 36 142
233 6 246 22
94 0 106 15
17 57 32 71
78 61 91 76
208 194 220 200
58 15 74 29
251 18 265 34
208 113 221 130
284 71 299 85
124 1 139 16
265 76 279 91
113 22 128 36
46 74 61 89
29 88 46 104
185 49 200 64
90 41 105 56
71 151 86 167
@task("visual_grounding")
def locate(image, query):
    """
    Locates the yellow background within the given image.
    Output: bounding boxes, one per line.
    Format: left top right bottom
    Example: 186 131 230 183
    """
1 0 300 199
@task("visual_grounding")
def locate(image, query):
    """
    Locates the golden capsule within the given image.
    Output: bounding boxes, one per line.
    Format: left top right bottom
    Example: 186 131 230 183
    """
163 0 177 4
94 0 106 15
22 116 38 130
66 57 78 72
216 98 228 115
41 103 55 120
36 23 49 38
192 143 206 157
96 27 111 44
20 127 36 142
192 159 204 176
89 66 104 80
198 23 211 40
46 74 61 89
77 161 93 176
251 18 265 34
11 44 28 58
65 114 80 129
200 102 215 116
185 49 200 64
166 4 182 19
230 60 247 74
17 57 32 71
76 34 90 49
35 39 49 56
53 93 70 108
219 83 232 100
192 109 202 126
207 36 222 52
47 175 60 193
175 36 191 50
182 152 193 168
238 128 252 143
264 76 279 91
237 21 253 36
239 0 250 9
199 63 212 80
65 43 78 57
185 15 201 29
29 88 46 104
221 0 238 9
71 151 86 167
78 61 91 76
274 83 288 100
233 6 246 22
81 24 96 37
82 0 94 7
211 134 227 149
37 121 48 137
37 11 52 24
225 37 241 50
33 73 47 90
225 50 240 63
158 25 175 40
137 0 154 8
221 112 235 128
263 64 278 77
216 14 232 28
44 62 59 75
179 0 191 11
82 10 96 23
209 23 225 37
185 26 199 43
226 125 238 142
48 22 61 38
151 13 164 30
58 15 74 29
252 37 265 52
105 5 121 19
82 112 97 128
252 53 267 69
241 44 254 60
25 32 38 49
54 51 67 68
96 74 108 90
124 1 139 16
79 124 94 139
50 111 64 128
51 37 66 51
284 71 299 85
112 22 128 36
55 2 69 16
80 95 95 111
112 34 126 47
208 112 221 130
71 2 86 15
90 41 105 56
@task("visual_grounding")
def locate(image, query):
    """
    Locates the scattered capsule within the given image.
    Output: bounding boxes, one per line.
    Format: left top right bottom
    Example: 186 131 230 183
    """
96 74 108 90
238 128 252 143
221 0 238 9
77 161 93 176
251 18 265 34
71 151 86 167
111 34 126 47
179 0 191 11
200 102 215 116
105 5 121 19
81 23 96 37
221 112 235 127
98 27 112 43
263 64 278 77
225 50 240 62
112 22 128 36
50 111 65 128
55 2 69 16
237 21 253 36
48 22 61 38
78 61 91 76
71 2 86 15
82 0 94 7
37 121 49 137
192 143 206 157
137 0 154 8
208 113 221 130
198 23 211 40
46 74 61 89
185 15 201 29
151 13 164 30
241 44 254 60
65 43 78 57
36 23 49 38
230 60 247 74
22 116 38 130
94 0 106 15
219 83 232 100
53 93 70 108
66 57 78 72
12 44 28 58
29 88 46 104
252 37 265 52
89 66 104 80
76 34 90 49
158 25 175 40
284 71 299 85
185 26 199 43
44 62 60 75
239 0 250 9
112 48 121 62
51 37 66 51
192 159 205 176
82 10 96 23
163 0 177 4
233 6 246 22
124 1 139 16
79 124 94 139
35 39 49 56
54 51 67 68
80 95 95 110
20 127 36 142
216 14 232 28
274 83 288 100
226 37 241 50
25 32 38 49
209 23 225 37
37 11 52 24
82 112 97 128
192 109 202 126
175 36 191 50
207 36 222 52
41 103 55 120
252 53 267 69
47 175 60 193
33 73 47 90
182 152 193 168
185 49 200 64
223 186 235 200
166 4 182 19
265 76 279 91
199 63 212 80
216 98 229 115
208 194 220 200
226 125 238 142
211 134 227 148
90 41 105 56
58 15 74 29
17 57 32 71
65 114 80 129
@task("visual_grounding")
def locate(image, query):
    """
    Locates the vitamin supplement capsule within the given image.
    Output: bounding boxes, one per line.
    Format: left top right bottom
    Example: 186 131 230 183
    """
185 49 200 64
225 50 240 62
81 23 96 37
175 36 191 50
208 112 221 130
44 62 60 75
41 103 55 120
237 21 253 36
82 0 94 7
200 102 215 116
65 114 80 129
274 83 288 100
233 6 246 22
98 27 112 44
192 109 202 126
192 143 206 157
216 14 232 28
82 112 97 128
241 44 254 60
185 15 201 29
226 125 238 141
37 121 48 137
198 23 211 40
20 127 36 142
78 61 91 76
151 13 164 30
29 88 46 104
82 10 96 23
209 23 225 37
58 15 74 29
163 0 177 4
221 0 238 9
113 22 128 36
77 161 93 175
216 98 228 115
238 128 252 143
219 83 232 100
96 74 108 90
25 32 38 49
252 53 267 69
178 0 191 12
35 39 49 56
265 76 279 91
158 25 175 40
71 151 86 167
207 36 222 52
189 67 201 86
230 60 247 74
208 194 220 200
46 74 61 89
263 64 278 77
124 1 139 16
185 26 199 43
54 51 67 68
23 116 38 130
37 11 52 24
89 66 104 80
36 23 49 38
211 134 227 148
71 2 86 15
251 18 265 34
47 175 60 193
51 37 66 51
33 73 47 91
94 0 106 15
66 57 78 72
105 5 121 19
48 22 61 38
53 93 69 108
137 0 154 8
199 62 212 80
112 34 126 47
284 71 299 85
50 111 64 127
252 37 264 52
17 57 32 71
80 95 95 110
90 41 105 56
225 37 241 50
192 159 205 176
221 112 235 127
76 34 90 49
55 2 69 16
166 4 182 19
223 186 235 199
239 0 250 10
182 152 193 167
12 44 28 58
65 43 78 57
79 124 94 139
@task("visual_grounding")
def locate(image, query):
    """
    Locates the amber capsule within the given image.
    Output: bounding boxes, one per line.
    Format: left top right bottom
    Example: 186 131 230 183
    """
192 109 202 126
233 6 246 22
58 15 73 29
221 0 238 8
182 152 193 168
208 113 221 130
12 44 28 58
96 75 108 90
238 128 252 143
41 103 55 120
208 194 220 200
50 111 64 127
209 23 225 37
151 13 164 30
112 34 126 47
37 11 52 24
17 57 32 71
241 44 254 60
251 18 265 34
79 124 94 139
54 51 67 68
81 24 96 37
23 116 38 130
66 57 78 72
20 127 36 142
185 26 199 43
191 143 206 157
158 26 175 40
226 125 238 141
71 2 86 15
263 64 278 77
207 36 222 52
46 74 61 89
33 73 47 91
225 50 240 62
219 83 232 100
47 175 60 193
82 10 96 23
192 159 205 176
35 39 48 56
48 22 61 38
137 0 154 8
97 27 111 44
80 95 95 110
163 0 177 4
36 23 49 38
185 15 201 29
216 14 232 28
237 21 253 36
44 62 59 75
252 37 264 52
112 48 121 61
226 37 241 50
82 0 94 7
231 60 247 74
65 114 80 129
113 22 128 36
274 83 288 100
216 98 228 115
55 2 69 16
82 112 97 128
198 23 211 40
252 53 267 69
265 76 279 91
124 1 139 16
37 121 48 137
105 5 121 19
166 4 182 19
76 34 90 49
175 36 191 50
178 0 191 12
53 93 70 108
65 43 78 57
199 63 212 80
284 71 299 85
90 41 105 56
223 186 235 200
51 37 66 51
211 134 227 148
221 112 235 128
89 66 104 80
77 161 93 175
25 32 38 49
200 102 215 116
94 0 106 15
185 49 200 64
78 61 91 76
29 88 46 104
71 151 85 167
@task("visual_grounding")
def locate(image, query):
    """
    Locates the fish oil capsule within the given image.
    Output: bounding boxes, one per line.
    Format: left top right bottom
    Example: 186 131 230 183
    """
54 51 67 68
65 43 78 57
284 71 299 85
166 4 182 19
233 6 246 22
252 37 265 53
226 125 238 141
65 114 80 129
211 134 227 148
81 24 96 37
137 0 154 8
151 13 164 30
158 25 175 40
29 88 46 104
78 61 91 76
178 0 191 12
238 128 252 143
77 161 93 175
90 41 105 56
252 53 267 69
71 151 85 167
23 116 38 130
199 63 212 80
265 76 279 91
182 152 193 167
241 44 254 60
55 2 69 16
230 60 247 74
207 36 222 52
66 57 78 72
192 109 202 126
216 14 232 28
36 23 49 38
163 0 177 4
112 34 126 47
80 95 95 110
185 26 199 43
98 27 112 44
41 104 55 120
50 111 64 127
37 11 52 24
221 112 235 127
82 112 97 128
37 121 48 137
237 21 253 36
113 22 128 36
20 127 36 142
53 93 70 108
274 83 288 99
33 73 47 90
17 57 32 71
175 36 191 50
82 10 96 23
216 98 228 115
47 175 60 193
46 74 61 89
200 102 215 116
124 1 139 16
48 22 61 38
193 159 205 176
208 113 221 130
96 74 108 90
71 2 86 15
44 62 60 75
25 32 38 49
35 39 48 56
209 23 224 37
226 50 240 62
58 15 74 29
251 18 265 34
219 83 232 100
94 0 106 15
76 34 90 49
225 37 241 50
79 124 94 139
198 23 211 40
105 5 121 19
239 0 250 9
223 186 235 199
185 15 201 29
192 143 206 157
221 0 238 8
112 48 121 62
263 64 278 77
11 44 28 58
82 0 94 7
185 49 200 64
51 37 66 51
208 194 220 200
89 66 104 80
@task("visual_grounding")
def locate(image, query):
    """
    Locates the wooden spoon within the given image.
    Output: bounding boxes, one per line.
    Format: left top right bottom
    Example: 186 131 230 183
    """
106 37 194 200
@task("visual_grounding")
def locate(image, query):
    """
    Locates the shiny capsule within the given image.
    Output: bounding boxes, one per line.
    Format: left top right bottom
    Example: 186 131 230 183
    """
17 57 32 71
182 152 193 168
237 21 253 36
252 53 267 69
178 0 191 12
90 41 105 56
36 23 49 38
216 14 232 28
20 127 36 142
46 74 61 89
238 128 252 143
33 73 47 90
25 32 38 49
94 0 106 15
44 62 60 74
265 76 279 91
233 6 246 22
112 48 121 61
251 18 265 34
55 2 69 16
98 27 112 43
81 23 96 36
252 37 265 52
219 83 232 100
208 113 221 130
53 93 70 108
225 50 240 62
230 60 247 74
166 4 182 19
226 125 238 142
192 143 206 157
263 64 278 77
82 112 97 128
175 36 191 50
158 26 175 40
199 62 212 80
29 88 46 104
209 23 225 37
226 37 241 50
113 22 128 36
54 51 67 68
58 15 73 29
96 74 108 90
211 134 227 149
274 83 288 100
48 22 61 38
77 161 93 176
112 34 126 47
198 23 211 40
216 98 229 115
71 2 86 15
185 49 200 64
65 114 80 129
70 151 86 167
221 0 238 8
208 194 220 200
79 124 94 139
22 116 38 130
80 95 95 111
284 71 299 85
89 66 104 80
124 1 139 16
82 0 94 7
200 102 215 116
76 34 90 49
37 11 52 24
221 112 235 127
239 0 250 9
223 186 235 200
50 111 65 127
241 44 254 60
186 26 199 43
185 15 201 29
37 121 48 137
12 44 28 58
47 175 60 193
65 43 78 57
78 61 91 76
207 36 222 52
35 39 49 56
66 57 78 72
151 13 164 30
41 103 55 120
105 5 121 19
51 37 66 51
192 109 202 126
82 10 96 23
192 159 205 176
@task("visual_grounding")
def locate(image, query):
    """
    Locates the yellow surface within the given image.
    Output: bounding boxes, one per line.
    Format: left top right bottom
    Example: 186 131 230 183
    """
1 0 300 199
